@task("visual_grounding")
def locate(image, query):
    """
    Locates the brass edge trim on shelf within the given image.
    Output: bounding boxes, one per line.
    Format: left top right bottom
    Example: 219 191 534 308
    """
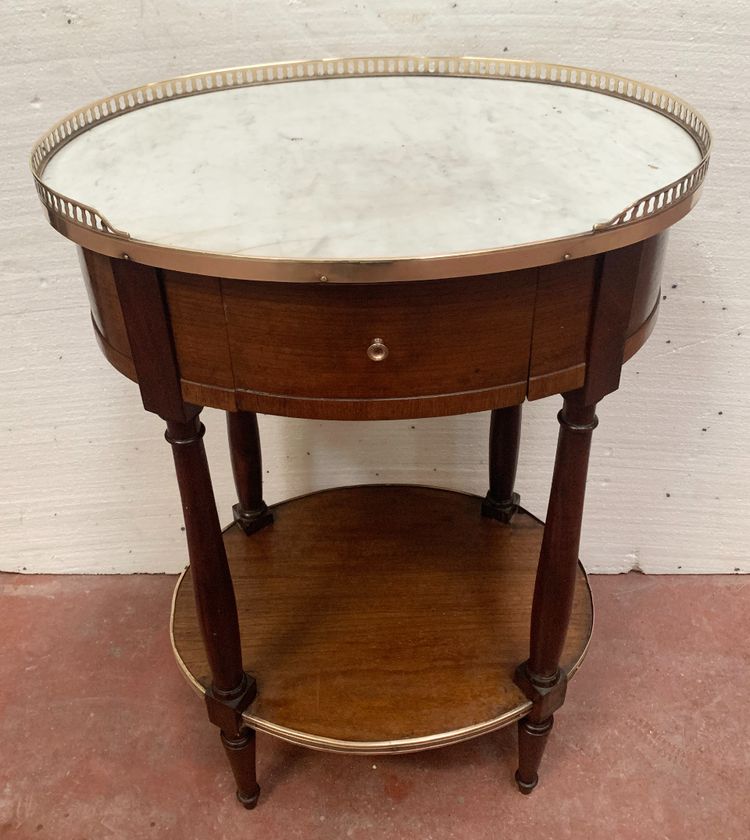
244 707 534 755
168 592 535 754
568 560 595 682
169 565 192 687
244 566 594 755
31 56 711 284
168 491 595 755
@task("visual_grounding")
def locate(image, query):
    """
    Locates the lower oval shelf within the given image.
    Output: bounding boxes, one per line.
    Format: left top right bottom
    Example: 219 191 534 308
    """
171 484 593 754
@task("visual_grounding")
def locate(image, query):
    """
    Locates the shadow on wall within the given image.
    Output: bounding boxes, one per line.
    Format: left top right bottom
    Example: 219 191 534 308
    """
266 411 492 499
260 395 566 507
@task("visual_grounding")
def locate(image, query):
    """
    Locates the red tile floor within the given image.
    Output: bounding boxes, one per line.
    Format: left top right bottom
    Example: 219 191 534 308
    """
0 572 747 840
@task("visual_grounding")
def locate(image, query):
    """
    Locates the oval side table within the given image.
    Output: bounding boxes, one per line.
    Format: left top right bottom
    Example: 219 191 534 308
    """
30 56 711 809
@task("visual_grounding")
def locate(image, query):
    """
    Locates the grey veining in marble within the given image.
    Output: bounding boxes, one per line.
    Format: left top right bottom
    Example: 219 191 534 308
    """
42 75 702 260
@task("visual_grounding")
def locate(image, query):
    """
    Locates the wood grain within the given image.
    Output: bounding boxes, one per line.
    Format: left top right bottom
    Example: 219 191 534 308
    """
528 256 596 401
172 485 592 752
166 414 246 694
91 314 136 382
79 247 132 361
221 272 537 400
581 243 643 404
82 241 667 420
233 381 528 421
627 232 667 338
111 258 193 422
527 395 598 679
163 271 235 393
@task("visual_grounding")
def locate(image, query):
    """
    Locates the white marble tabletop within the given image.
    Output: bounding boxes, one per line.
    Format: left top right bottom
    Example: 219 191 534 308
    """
42 75 701 261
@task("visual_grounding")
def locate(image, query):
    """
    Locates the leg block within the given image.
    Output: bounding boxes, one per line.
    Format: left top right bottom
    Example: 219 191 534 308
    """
481 491 520 524
232 502 274 536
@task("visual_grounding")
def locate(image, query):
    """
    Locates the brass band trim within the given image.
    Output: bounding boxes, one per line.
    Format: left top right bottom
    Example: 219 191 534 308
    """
31 56 710 284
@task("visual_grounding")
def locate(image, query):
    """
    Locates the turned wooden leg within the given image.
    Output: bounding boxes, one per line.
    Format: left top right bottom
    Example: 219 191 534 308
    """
482 404 522 523
222 728 260 809
514 391 598 793
516 717 554 794
226 411 274 535
166 413 261 808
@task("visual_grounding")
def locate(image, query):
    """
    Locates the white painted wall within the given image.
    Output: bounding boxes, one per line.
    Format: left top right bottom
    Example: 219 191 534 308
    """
2 0 748 574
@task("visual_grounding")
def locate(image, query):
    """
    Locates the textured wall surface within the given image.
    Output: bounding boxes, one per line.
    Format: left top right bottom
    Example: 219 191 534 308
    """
2 0 747 573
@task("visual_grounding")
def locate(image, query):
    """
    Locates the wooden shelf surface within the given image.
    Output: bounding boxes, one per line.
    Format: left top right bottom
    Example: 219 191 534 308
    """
171 485 592 754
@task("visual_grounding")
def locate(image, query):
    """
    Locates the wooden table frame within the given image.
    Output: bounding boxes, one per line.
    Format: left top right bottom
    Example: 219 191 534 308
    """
75 232 662 808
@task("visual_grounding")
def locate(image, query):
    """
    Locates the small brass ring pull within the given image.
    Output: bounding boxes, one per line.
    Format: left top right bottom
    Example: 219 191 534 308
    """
367 338 389 362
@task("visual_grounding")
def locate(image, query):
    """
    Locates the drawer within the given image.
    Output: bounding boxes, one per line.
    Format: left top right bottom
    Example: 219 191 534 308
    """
221 272 537 403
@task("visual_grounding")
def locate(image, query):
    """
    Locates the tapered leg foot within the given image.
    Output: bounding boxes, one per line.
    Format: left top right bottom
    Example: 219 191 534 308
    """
515 715 554 794
236 787 261 810
514 770 538 795
221 729 260 809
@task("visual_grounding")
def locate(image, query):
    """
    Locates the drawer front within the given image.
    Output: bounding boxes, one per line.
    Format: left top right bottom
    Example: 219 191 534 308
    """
221 272 537 402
